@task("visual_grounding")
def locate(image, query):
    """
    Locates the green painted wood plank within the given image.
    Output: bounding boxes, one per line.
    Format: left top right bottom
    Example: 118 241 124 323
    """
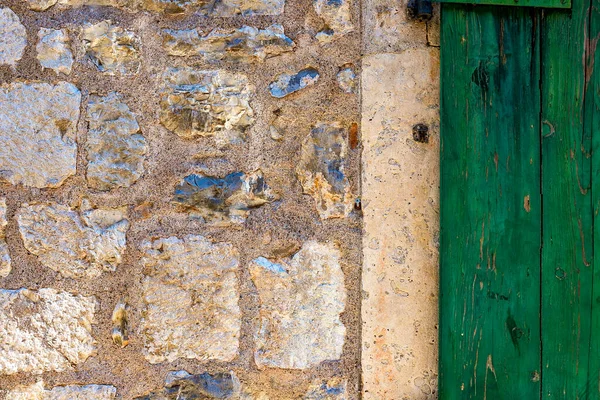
540 0 594 396
582 0 600 395
435 0 569 10
439 6 542 399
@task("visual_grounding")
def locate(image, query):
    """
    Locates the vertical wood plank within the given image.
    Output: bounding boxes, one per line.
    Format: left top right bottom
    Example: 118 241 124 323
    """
440 6 542 399
540 0 594 396
585 0 600 395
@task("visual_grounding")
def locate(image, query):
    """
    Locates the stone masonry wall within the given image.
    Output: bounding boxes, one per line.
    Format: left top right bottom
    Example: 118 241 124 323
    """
0 0 363 397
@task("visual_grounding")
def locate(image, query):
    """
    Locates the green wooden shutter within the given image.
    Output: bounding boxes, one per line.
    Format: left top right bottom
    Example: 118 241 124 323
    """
439 0 600 397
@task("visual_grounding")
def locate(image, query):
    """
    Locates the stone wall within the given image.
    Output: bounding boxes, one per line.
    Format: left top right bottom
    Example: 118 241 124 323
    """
0 0 363 397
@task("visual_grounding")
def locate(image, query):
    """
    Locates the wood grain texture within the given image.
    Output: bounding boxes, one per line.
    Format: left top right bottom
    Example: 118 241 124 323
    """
540 0 594 395
435 0 570 10
439 5 542 399
589 0 600 395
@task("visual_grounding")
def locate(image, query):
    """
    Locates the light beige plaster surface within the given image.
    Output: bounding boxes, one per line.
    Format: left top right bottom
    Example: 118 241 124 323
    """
361 38 440 400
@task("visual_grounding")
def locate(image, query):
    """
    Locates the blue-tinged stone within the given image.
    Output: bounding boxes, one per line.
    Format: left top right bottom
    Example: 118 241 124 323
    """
173 170 276 225
253 256 287 274
135 370 239 399
269 67 320 98
296 122 353 219
304 378 348 399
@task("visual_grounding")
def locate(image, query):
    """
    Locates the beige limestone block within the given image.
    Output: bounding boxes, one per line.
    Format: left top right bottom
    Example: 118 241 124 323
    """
6 381 116 399
140 235 241 364
362 0 427 54
249 241 346 370
0 8 26 67
37 28 74 75
86 92 148 191
16 200 129 279
0 198 10 277
361 50 439 399
0 81 79 188
0 288 96 375
427 4 440 47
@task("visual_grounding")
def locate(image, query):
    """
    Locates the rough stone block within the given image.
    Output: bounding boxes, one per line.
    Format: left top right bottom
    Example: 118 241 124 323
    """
0 81 80 188
111 300 129 348
16 200 129 279
6 381 117 400
159 68 254 139
249 242 346 369
0 8 26 67
37 28 74 75
304 379 348 399
162 25 294 63
140 235 241 364
0 288 96 375
211 0 284 15
296 122 353 219
173 170 276 225
314 0 353 43
134 370 241 399
336 66 357 94
0 198 10 278
86 92 148 191
83 21 141 75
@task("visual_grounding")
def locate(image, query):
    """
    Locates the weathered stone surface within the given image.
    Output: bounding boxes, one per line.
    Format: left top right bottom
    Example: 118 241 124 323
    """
6 381 117 400
0 198 10 278
0 8 26 67
139 0 204 14
0 288 96 375
296 122 353 219
135 370 241 399
314 0 353 43
86 92 148 190
83 21 141 75
37 28 74 75
16 200 129 279
269 67 319 98
363 0 427 54
26 0 59 11
111 300 129 348
0 82 79 188
212 0 284 15
159 68 254 139
173 170 276 225
26 0 283 14
147 0 284 14
336 66 356 93
361 50 439 399
141 235 241 364
249 241 346 369
304 379 348 399
163 25 294 63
